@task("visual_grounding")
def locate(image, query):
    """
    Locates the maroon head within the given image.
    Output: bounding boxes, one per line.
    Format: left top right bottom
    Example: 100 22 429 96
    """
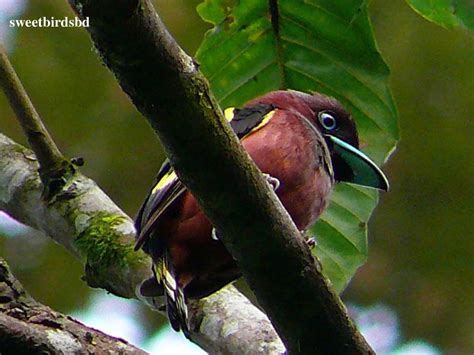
249 90 388 191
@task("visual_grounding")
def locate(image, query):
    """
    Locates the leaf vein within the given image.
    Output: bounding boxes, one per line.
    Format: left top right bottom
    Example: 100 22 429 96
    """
317 218 364 255
280 14 393 113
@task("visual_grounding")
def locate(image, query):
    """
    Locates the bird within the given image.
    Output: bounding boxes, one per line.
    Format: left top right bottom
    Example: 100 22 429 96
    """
134 90 389 334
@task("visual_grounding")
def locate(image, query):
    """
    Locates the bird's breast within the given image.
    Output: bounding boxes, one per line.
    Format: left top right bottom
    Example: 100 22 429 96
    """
241 109 334 230
150 108 334 291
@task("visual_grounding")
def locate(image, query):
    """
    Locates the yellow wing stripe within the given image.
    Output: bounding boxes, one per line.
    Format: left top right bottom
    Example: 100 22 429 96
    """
163 268 177 291
152 170 177 194
155 259 177 301
248 110 275 135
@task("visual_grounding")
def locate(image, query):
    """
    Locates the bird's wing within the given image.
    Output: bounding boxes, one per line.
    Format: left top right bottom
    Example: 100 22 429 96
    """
134 160 186 250
226 103 276 138
134 102 277 250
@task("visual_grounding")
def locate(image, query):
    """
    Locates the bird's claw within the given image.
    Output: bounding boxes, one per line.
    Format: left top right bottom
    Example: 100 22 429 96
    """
301 230 317 249
306 237 316 249
211 228 220 241
263 173 280 191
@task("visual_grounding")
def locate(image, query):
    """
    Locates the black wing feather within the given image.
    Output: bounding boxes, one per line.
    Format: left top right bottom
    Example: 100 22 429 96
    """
230 103 275 138
134 160 186 250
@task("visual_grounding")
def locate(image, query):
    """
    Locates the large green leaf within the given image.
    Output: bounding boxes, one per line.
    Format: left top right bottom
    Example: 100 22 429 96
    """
196 0 398 291
406 0 474 31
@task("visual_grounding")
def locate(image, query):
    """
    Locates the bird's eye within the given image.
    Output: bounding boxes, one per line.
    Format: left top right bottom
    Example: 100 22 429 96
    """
318 111 337 130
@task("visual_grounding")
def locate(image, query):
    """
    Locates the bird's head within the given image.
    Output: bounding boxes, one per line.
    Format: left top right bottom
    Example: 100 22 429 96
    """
251 90 389 191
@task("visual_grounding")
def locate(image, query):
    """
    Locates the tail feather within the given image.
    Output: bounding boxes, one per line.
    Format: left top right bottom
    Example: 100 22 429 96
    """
155 252 189 334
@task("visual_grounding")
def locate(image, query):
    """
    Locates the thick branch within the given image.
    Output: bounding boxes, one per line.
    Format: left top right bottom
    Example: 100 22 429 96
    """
0 258 147 354
0 46 69 195
68 0 373 353
188 287 285 354
0 133 283 353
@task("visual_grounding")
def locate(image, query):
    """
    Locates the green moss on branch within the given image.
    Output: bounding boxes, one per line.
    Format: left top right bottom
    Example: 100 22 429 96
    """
73 212 152 297
75 212 132 268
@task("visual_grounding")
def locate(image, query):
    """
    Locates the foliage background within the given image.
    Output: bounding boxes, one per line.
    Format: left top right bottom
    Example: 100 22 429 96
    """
0 0 472 353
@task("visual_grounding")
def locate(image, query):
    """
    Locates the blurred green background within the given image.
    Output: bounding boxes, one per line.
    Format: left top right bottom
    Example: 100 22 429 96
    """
0 0 472 353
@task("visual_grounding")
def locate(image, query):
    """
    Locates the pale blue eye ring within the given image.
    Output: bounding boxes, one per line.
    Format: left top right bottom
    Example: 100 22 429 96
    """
318 111 337 130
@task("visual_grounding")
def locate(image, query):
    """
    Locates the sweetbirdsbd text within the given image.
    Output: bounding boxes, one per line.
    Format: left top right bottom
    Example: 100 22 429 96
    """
9 17 89 28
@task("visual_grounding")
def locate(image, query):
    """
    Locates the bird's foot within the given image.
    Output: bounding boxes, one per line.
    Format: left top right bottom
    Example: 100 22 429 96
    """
211 228 221 241
263 173 280 191
301 230 317 249
306 237 316 249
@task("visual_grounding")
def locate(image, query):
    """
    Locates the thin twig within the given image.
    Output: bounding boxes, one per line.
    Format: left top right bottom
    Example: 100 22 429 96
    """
0 45 67 192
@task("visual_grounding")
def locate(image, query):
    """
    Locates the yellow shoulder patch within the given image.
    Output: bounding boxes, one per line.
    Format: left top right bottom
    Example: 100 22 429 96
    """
224 107 235 122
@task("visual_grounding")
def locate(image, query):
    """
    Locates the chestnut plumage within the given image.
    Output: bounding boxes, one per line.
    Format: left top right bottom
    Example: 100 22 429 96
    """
135 90 388 333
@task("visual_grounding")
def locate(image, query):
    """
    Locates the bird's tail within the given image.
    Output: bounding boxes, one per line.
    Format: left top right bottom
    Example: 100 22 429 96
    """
154 250 189 335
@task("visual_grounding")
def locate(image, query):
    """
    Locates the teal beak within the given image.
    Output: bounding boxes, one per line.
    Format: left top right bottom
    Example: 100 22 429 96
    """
326 135 389 191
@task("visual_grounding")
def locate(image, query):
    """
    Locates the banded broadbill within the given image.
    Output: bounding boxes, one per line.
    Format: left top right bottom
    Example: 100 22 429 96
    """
134 90 389 332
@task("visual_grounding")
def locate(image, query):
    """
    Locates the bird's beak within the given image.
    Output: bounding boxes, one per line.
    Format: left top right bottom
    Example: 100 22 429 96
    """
326 135 389 191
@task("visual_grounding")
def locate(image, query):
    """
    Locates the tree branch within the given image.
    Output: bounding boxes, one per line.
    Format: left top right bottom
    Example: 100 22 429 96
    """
188 287 285 354
0 46 70 199
68 0 373 353
0 257 147 354
0 133 284 353
0 131 149 299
